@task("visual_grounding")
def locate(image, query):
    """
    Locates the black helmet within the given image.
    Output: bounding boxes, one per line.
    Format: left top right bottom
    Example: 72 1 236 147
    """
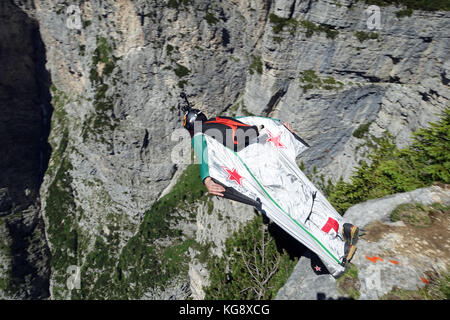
183 109 207 131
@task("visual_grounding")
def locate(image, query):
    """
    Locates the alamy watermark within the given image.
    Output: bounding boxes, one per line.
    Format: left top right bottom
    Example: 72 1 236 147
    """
66 5 82 30
66 265 81 290
365 5 382 30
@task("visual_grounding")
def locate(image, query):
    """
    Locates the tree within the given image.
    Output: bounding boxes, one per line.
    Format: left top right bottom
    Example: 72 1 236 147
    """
205 215 296 300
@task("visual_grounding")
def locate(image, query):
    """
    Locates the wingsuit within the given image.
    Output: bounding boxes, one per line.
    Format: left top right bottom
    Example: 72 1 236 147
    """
181 104 359 277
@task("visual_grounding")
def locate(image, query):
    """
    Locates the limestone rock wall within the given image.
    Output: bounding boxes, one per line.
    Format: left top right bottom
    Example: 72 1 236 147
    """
1 0 448 299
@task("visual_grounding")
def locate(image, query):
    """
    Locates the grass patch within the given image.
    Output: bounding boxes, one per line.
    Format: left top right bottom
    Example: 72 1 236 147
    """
300 20 339 39
353 121 373 139
358 0 450 12
299 70 344 92
84 37 120 145
166 44 174 55
336 263 360 299
391 203 449 227
89 37 117 84
249 55 263 75
205 12 219 25
269 13 298 35
177 80 188 88
273 36 284 43
45 154 80 299
167 0 191 9
174 63 191 78
380 271 450 300
82 20 91 28
79 45 86 56
395 7 414 17
354 31 380 42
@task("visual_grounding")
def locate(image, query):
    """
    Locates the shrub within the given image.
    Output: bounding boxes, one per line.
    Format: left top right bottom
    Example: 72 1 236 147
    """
300 20 339 39
249 55 263 75
326 108 450 214
353 121 373 139
269 13 298 34
204 215 297 300
205 12 219 25
299 70 344 92
354 31 380 42
358 0 450 12
174 63 191 78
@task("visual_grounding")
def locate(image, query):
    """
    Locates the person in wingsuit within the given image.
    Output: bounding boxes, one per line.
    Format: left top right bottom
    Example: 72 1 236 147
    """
180 95 360 277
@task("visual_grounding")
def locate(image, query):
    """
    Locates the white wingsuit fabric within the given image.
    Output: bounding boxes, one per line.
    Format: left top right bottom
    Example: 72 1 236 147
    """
197 116 347 277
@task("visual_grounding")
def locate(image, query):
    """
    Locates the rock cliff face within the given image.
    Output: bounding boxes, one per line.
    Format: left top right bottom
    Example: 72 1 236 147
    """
0 0 51 299
0 0 448 299
276 184 450 300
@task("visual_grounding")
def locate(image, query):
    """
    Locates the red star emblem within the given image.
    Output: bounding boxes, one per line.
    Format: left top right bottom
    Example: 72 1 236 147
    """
266 129 286 149
314 265 321 272
223 167 244 186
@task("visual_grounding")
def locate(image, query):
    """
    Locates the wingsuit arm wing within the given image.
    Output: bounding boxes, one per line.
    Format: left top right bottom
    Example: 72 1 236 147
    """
284 124 310 158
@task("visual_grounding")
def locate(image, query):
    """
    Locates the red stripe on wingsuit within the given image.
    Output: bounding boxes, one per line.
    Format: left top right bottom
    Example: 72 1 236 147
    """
321 217 339 234
389 260 400 265
206 117 251 145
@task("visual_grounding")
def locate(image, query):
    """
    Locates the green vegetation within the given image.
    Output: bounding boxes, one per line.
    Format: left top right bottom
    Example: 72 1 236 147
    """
380 272 450 300
49 84 70 123
336 263 360 299
269 13 298 35
89 37 118 84
354 31 380 42
241 103 255 117
391 203 449 227
273 36 284 43
166 44 174 56
325 108 450 214
86 164 208 299
167 0 179 8
230 56 240 63
358 0 450 12
79 45 86 56
395 7 414 17
300 20 339 39
65 163 209 299
167 0 191 9
269 14 339 39
0 219 12 295
82 20 92 28
45 150 80 299
178 80 188 88
299 70 344 92
227 100 249 117
249 55 263 75
84 37 119 145
205 215 297 299
353 121 373 139
174 63 191 78
205 12 219 25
